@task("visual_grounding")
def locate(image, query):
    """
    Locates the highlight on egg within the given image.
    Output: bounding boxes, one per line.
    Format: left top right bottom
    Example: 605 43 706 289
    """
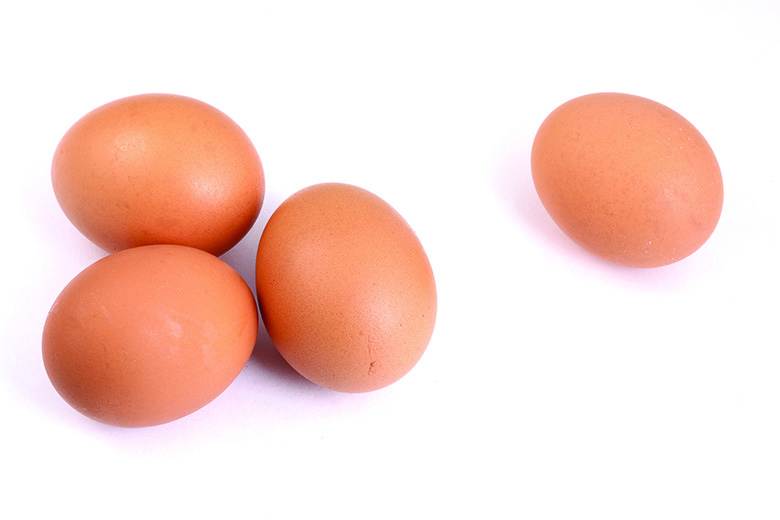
42 244 259 428
51 93 265 256
255 183 437 393
530 92 724 268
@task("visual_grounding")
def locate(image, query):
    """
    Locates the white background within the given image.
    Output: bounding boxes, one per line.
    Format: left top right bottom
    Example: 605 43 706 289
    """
2 0 779 518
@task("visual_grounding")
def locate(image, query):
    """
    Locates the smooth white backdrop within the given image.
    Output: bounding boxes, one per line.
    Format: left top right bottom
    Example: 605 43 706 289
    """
2 1 779 518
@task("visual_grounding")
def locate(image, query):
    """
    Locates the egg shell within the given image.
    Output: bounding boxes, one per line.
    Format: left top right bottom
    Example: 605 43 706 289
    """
42 244 258 428
531 92 723 268
51 93 264 256
255 183 437 393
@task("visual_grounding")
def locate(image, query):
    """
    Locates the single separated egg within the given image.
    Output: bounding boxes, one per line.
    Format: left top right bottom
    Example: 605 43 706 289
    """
531 92 723 268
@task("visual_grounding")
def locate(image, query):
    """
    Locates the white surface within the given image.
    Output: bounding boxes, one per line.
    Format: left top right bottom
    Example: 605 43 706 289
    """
2 0 779 518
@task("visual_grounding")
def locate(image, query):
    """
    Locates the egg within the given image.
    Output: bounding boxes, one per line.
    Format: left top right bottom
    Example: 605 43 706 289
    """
51 93 264 256
42 244 258 427
531 92 723 268
255 183 437 393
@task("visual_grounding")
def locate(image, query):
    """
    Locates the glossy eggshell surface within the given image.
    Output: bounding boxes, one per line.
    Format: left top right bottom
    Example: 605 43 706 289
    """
51 93 264 256
42 244 258 427
531 92 723 268
255 183 437 393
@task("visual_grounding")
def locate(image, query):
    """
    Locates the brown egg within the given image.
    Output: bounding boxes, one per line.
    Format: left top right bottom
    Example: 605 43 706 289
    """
531 92 723 268
255 183 437 393
42 244 258 427
51 93 264 256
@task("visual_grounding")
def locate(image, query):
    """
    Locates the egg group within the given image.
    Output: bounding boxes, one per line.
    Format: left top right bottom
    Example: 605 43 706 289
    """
45 94 440 426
